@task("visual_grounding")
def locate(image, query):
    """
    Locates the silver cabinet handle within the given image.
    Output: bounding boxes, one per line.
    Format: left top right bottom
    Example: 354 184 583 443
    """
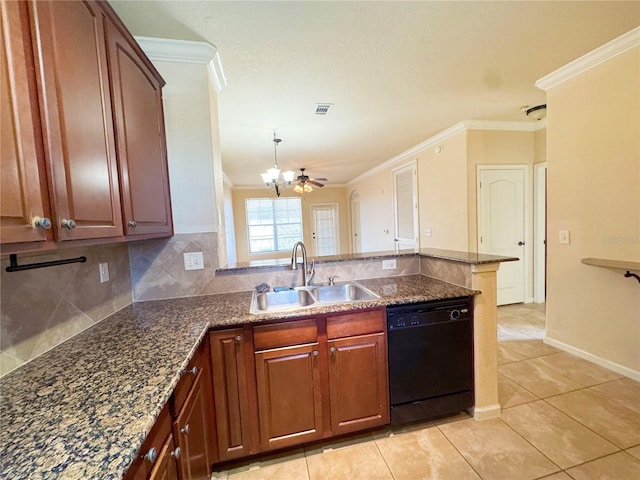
143 447 157 463
31 216 52 230
329 347 337 354
313 350 319 357
181 424 190 435
61 219 76 230
235 335 242 343
171 447 181 459
128 220 137 228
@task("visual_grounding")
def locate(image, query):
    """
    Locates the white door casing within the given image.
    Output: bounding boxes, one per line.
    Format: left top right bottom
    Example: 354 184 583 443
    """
311 203 339 256
477 165 531 305
534 163 547 303
350 191 361 253
393 161 418 252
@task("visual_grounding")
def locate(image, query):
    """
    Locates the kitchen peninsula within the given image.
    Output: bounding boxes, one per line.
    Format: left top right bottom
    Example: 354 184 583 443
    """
0 250 515 479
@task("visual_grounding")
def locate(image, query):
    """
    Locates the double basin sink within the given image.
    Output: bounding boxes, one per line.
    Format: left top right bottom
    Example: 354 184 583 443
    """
250 282 380 314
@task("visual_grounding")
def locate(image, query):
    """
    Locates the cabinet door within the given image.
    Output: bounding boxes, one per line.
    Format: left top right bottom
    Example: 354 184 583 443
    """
173 368 212 480
328 332 389 435
0 1 49 244
105 17 173 237
30 0 123 241
148 432 179 480
210 329 251 461
255 343 323 451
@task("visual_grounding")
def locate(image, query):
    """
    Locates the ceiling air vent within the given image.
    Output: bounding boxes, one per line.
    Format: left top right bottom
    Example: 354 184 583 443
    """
314 103 333 115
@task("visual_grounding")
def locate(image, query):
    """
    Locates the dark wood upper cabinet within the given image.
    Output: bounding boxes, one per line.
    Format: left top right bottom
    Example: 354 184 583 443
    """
104 15 173 237
29 0 123 241
0 0 50 244
1 0 173 251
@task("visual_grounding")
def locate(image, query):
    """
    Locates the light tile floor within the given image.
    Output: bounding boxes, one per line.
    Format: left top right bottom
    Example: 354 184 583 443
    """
213 303 640 480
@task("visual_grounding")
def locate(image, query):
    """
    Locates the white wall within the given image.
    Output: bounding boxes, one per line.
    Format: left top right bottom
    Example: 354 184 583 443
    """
540 33 640 378
154 60 218 234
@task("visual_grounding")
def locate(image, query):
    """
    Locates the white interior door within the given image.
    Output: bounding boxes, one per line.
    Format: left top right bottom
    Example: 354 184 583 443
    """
311 203 339 256
393 162 418 252
478 166 527 305
350 191 361 253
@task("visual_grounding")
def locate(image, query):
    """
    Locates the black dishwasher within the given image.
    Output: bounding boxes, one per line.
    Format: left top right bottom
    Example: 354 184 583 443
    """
387 297 473 425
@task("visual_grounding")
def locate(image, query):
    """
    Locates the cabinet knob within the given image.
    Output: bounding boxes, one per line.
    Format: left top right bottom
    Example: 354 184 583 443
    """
31 216 52 230
171 447 181 459
329 347 337 354
143 447 157 463
190 366 198 376
61 219 76 230
181 424 190 435
128 220 137 228
313 350 319 357
235 335 242 343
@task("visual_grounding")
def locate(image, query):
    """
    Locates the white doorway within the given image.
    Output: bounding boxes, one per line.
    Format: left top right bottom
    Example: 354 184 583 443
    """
534 163 547 303
311 203 339 256
350 191 361 253
477 165 531 305
393 162 418 252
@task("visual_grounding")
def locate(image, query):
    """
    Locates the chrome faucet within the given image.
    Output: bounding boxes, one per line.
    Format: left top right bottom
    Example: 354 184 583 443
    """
290 241 315 286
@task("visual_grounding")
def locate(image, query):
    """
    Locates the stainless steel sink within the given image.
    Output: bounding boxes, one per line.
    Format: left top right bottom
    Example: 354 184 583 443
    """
252 288 316 313
249 282 379 314
310 283 379 303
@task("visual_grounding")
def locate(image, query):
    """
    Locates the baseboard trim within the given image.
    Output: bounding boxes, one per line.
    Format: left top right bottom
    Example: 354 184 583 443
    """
544 337 640 382
470 403 501 420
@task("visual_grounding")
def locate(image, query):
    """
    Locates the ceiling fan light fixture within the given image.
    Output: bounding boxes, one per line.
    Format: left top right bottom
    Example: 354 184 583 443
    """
293 183 313 194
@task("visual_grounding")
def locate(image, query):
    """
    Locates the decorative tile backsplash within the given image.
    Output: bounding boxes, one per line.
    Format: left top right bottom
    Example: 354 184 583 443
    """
1 233 469 377
0 244 132 377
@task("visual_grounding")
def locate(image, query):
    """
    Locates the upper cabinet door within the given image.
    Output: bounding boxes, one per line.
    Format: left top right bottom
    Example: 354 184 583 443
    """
0 1 49 244
30 0 123 241
105 17 173 237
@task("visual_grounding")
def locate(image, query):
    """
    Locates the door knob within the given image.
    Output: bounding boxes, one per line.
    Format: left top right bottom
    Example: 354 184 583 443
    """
517 241 525 246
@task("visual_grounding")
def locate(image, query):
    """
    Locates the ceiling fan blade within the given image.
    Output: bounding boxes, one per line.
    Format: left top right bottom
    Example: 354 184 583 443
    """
308 180 324 187
311 177 328 182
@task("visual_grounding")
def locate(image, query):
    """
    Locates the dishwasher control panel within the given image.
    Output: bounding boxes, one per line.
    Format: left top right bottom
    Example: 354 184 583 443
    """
387 298 471 330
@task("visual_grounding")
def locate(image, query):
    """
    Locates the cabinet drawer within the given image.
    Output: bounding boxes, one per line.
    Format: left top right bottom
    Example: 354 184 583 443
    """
254 319 317 350
326 308 385 339
172 340 207 414
124 403 172 479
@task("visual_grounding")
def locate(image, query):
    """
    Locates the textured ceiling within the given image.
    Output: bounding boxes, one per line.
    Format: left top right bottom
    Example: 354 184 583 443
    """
110 1 640 186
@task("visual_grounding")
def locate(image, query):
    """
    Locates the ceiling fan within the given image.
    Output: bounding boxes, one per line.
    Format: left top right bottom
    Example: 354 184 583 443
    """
294 168 328 193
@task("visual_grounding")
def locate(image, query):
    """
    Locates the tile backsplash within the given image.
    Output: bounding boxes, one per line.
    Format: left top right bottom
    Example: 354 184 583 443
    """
0 244 132 376
1 233 469 377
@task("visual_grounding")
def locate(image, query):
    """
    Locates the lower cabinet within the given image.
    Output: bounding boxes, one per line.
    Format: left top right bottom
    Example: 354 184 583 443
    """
125 338 215 480
254 320 324 451
209 328 252 461
127 307 389 478
147 433 179 480
209 307 389 463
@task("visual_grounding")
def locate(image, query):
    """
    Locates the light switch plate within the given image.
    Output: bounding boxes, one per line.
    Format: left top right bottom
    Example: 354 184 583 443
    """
559 230 571 245
184 252 204 270
382 259 396 270
99 262 109 283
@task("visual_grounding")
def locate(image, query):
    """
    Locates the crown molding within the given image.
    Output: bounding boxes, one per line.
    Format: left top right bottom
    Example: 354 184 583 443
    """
135 36 227 92
222 172 234 188
347 119 543 186
536 27 640 91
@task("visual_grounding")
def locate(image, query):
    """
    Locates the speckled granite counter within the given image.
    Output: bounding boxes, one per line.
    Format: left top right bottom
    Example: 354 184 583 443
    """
0 275 475 479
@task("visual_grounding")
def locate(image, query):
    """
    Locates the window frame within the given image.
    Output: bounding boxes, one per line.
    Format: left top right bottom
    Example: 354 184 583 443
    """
245 197 303 254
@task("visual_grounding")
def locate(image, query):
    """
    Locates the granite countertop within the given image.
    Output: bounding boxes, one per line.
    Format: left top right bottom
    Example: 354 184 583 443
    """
0 275 476 479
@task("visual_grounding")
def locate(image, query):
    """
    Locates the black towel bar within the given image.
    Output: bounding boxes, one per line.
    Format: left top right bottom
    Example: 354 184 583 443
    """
5 253 87 272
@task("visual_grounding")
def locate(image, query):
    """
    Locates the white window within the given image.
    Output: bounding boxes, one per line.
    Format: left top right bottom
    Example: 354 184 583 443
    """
246 198 303 253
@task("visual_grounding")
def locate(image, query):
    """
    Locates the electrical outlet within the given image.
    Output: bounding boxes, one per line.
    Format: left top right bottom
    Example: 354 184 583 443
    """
184 252 204 271
99 262 109 283
423 228 432 237
382 259 396 270
559 230 571 245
